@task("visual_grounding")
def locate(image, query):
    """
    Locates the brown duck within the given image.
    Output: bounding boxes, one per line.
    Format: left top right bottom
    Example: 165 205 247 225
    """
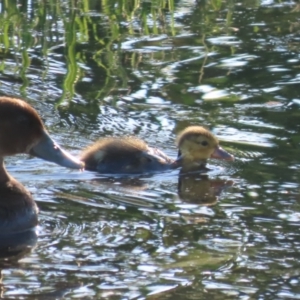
0 96 83 234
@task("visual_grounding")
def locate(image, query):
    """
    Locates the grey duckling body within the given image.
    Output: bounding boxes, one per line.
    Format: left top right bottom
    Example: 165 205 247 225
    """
81 126 234 175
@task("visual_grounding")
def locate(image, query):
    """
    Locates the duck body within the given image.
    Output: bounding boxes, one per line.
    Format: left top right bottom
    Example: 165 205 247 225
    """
0 96 83 235
81 137 174 174
0 170 38 233
81 126 234 175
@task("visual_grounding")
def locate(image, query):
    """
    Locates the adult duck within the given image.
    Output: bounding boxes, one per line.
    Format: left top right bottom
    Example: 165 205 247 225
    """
0 96 83 234
81 126 234 174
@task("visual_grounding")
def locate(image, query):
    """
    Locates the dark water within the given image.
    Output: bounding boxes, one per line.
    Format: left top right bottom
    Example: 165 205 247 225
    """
1 0 300 298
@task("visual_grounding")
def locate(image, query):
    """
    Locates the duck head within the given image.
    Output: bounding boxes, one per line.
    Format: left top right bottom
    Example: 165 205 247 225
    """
175 126 234 171
0 97 83 169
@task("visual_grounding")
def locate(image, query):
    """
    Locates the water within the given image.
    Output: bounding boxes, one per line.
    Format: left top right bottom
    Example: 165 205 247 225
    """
1 0 300 298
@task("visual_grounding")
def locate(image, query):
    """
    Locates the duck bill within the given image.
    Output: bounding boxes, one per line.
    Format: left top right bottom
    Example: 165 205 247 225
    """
29 131 84 169
211 146 234 161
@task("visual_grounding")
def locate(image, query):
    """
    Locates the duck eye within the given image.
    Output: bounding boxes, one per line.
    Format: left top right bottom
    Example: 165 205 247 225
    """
201 141 208 146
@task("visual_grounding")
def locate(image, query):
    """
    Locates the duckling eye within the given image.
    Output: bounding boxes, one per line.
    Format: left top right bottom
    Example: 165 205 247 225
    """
201 141 208 146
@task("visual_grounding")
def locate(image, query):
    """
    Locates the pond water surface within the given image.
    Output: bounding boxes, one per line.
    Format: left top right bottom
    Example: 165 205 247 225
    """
1 0 300 299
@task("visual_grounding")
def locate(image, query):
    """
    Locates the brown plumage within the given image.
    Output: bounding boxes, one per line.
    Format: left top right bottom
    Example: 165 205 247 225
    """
81 126 234 174
0 96 83 234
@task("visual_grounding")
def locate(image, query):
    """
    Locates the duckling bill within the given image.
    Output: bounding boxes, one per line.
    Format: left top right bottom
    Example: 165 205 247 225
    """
81 126 234 174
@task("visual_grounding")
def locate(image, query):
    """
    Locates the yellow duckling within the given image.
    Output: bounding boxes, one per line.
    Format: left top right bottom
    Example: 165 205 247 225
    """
81 126 234 174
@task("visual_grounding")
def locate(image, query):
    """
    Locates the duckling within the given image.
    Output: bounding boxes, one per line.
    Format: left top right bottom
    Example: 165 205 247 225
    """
81 126 234 174
0 96 83 234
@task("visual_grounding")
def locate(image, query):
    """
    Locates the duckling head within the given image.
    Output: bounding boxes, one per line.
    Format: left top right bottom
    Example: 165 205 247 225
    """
176 126 234 170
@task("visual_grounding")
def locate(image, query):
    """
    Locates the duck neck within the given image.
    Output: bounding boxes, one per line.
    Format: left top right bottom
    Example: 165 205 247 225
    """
175 155 207 172
0 157 11 183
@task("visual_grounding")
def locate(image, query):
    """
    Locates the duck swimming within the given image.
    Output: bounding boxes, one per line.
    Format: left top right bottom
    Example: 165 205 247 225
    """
81 126 234 174
0 96 83 234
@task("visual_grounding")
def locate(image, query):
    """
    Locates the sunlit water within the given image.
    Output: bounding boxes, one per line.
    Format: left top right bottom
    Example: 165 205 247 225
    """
1 0 300 298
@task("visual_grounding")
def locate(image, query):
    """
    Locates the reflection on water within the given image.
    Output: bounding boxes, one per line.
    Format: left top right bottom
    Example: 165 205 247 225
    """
58 168 233 211
1 0 300 298
178 173 233 205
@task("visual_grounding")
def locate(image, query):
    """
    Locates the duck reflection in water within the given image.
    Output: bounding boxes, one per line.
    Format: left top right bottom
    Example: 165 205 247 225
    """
178 173 233 205
0 96 83 261
80 126 234 205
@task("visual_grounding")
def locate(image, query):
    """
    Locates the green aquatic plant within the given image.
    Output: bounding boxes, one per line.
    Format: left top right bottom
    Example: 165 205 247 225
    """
0 0 176 105
1 0 256 106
